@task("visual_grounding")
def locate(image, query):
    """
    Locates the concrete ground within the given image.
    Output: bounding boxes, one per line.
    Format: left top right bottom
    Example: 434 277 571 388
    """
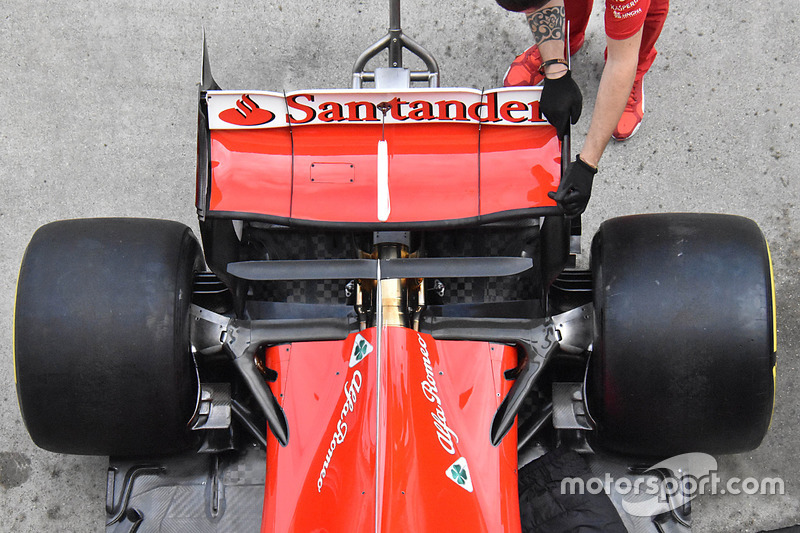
0 0 797 531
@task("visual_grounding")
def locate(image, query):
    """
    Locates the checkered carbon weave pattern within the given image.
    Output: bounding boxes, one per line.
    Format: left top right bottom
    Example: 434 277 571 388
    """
436 275 537 303
243 224 539 305
422 226 539 304
245 228 360 305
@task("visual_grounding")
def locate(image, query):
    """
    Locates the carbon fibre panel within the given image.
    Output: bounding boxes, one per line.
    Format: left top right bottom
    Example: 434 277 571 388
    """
106 444 265 533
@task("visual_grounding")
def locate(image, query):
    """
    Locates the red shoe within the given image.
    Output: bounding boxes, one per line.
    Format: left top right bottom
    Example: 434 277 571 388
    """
613 77 645 141
503 36 586 88
503 44 544 87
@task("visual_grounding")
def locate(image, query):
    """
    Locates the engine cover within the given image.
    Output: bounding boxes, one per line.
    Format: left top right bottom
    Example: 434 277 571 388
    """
261 327 521 533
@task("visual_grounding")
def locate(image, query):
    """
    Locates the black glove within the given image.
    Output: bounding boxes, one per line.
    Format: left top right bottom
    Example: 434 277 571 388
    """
539 70 582 139
548 155 597 218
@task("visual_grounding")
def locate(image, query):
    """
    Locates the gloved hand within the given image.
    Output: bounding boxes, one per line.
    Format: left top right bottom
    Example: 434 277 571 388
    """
548 155 597 218
539 71 582 139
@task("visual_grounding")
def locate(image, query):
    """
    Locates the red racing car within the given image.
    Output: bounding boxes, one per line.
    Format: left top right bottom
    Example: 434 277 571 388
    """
13 2 775 532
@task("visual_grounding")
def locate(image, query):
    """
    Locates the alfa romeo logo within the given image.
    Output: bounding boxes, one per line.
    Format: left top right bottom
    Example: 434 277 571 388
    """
353 340 369 362
349 333 373 368
450 464 469 486
446 457 474 493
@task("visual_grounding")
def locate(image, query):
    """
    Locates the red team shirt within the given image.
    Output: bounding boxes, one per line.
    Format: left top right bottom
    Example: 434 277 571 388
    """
605 0 651 39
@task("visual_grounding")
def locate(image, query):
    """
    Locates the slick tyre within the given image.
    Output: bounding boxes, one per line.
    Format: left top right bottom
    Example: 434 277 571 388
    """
588 214 776 457
15 219 203 456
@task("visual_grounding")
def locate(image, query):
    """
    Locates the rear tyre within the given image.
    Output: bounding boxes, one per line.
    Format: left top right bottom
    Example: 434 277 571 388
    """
15 218 203 456
588 213 775 457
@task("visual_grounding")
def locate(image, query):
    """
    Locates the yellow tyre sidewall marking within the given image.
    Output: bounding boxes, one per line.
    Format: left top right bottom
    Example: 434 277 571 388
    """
766 240 777 427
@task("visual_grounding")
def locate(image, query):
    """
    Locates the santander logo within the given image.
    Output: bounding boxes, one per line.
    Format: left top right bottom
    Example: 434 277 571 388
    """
218 94 275 126
210 89 549 129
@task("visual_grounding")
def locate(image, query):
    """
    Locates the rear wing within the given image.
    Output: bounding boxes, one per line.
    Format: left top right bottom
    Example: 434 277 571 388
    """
196 39 563 229
198 88 561 228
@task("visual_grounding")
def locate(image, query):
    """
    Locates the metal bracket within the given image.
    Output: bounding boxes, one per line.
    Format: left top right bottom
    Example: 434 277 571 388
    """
425 303 595 446
552 382 594 430
190 304 230 355
374 67 411 89
351 0 439 87
490 319 559 445
106 465 164 527
190 305 355 447
223 321 291 447
191 383 232 431
552 304 594 354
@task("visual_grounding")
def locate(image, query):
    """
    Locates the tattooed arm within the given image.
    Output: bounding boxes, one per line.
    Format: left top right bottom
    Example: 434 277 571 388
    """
506 0 586 214
520 0 581 142
523 0 568 79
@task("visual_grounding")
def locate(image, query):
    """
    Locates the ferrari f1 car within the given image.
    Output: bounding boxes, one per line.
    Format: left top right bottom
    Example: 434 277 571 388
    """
14 2 776 532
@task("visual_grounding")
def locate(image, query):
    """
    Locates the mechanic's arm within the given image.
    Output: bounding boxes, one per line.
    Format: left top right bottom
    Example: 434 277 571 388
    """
549 27 643 217
579 27 644 167
522 0 583 138
522 0 567 71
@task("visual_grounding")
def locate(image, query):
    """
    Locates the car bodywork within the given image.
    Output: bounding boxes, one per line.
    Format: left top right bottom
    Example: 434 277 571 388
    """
15 5 775 533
